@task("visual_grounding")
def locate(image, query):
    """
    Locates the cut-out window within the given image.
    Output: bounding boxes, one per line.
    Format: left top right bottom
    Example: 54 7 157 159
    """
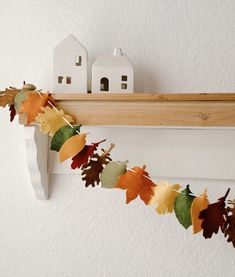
121 83 127 89
122 75 128 81
58 76 63 84
66 77 72 84
100 77 109 91
75 55 82 66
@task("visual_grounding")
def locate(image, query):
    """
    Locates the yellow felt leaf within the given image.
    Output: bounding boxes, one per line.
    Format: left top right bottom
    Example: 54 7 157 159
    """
59 133 87 163
35 106 74 137
191 189 209 234
149 181 181 214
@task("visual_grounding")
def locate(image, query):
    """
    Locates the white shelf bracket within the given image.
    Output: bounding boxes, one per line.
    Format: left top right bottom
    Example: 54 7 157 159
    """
24 125 49 200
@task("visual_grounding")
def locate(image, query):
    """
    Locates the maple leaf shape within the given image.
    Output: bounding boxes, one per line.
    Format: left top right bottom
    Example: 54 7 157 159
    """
36 106 74 136
223 203 235 248
9 105 16 122
0 88 20 108
199 188 230 239
148 181 181 214
20 92 55 124
71 139 106 169
115 165 156 205
81 144 114 187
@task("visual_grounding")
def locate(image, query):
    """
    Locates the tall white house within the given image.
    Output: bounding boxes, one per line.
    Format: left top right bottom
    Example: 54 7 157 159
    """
53 35 88 93
92 48 134 93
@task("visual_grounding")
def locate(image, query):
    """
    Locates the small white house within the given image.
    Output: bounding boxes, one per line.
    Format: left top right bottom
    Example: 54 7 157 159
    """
92 48 134 93
53 35 88 93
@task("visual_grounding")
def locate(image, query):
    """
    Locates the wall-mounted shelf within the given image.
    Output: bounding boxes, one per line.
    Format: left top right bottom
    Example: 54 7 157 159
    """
23 93 235 200
52 93 235 127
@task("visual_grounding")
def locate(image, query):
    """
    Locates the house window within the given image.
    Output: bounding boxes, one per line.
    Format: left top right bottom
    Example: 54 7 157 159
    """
75 55 82 66
66 77 72 84
100 77 109 91
121 83 127 89
121 75 128 81
58 76 63 84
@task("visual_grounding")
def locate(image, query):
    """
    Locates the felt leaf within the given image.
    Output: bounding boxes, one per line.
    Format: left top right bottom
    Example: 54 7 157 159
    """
71 139 106 169
224 203 235 248
115 165 156 205
35 106 74 137
9 105 16 122
81 144 114 187
199 188 230 239
51 125 81 152
59 133 87 163
14 90 31 113
148 181 181 215
174 185 195 229
20 92 55 124
0 88 19 108
101 160 128 189
191 189 209 234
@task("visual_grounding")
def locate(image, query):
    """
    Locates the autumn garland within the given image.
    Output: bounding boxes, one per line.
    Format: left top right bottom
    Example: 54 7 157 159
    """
1 84 235 248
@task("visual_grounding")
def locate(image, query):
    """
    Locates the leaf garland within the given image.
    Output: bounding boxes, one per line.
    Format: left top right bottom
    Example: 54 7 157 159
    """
71 139 106 169
115 165 156 205
199 188 230 239
174 185 195 229
81 144 114 187
223 202 235 248
149 181 181 215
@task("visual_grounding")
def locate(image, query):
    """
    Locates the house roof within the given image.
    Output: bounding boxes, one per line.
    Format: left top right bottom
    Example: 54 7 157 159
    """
54 34 87 54
93 48 133 69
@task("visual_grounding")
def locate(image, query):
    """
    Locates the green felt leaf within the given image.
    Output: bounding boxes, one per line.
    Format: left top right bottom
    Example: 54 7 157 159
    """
101 160 128 189
174 185 195 229
14 90 30 113
50 125 81 152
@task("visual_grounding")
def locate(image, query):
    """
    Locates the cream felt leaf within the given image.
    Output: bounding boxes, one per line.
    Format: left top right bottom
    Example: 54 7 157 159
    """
191 189 209 234
14 90 31 113
59 133 87 163
148 181 181 215
36 106 74 137
101 160 128 189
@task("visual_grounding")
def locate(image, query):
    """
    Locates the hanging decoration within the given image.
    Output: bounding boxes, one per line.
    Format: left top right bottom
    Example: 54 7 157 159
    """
0 83 235 248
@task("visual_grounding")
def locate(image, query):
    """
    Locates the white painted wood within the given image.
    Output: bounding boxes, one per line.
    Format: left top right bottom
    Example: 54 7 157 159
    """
92 48 134 93
53 34 88 93
24 126 49 200
49 126 235 181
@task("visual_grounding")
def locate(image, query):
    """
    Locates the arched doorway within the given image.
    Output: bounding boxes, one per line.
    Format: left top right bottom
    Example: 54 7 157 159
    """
100 77 109 91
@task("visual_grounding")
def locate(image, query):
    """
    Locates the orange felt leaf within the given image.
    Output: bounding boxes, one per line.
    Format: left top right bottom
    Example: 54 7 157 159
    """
19 92 55 124
0 88 19 108
191 189 209 234
59 133 87 163
115 166 156 205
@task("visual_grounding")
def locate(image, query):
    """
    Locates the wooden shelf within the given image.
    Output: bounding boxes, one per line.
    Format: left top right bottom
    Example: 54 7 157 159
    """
52 93 235 127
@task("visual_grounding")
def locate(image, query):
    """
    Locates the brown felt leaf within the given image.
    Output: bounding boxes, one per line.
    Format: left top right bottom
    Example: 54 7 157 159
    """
20 92 55 124
115 165 156 205
9 105 16 122
0 88 20 108
81 144 114 187
199 188 230 239
223 203 235 248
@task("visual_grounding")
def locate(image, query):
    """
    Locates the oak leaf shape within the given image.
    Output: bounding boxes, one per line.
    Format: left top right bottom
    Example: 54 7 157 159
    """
20 92 55 124
71 139 106 169
0 88 20 108
36 106 74 137
174 185 195 229
199 188 230 239
224 203 235 248
148 181 181 214
81 144 114 187
191 189 209 234
115 165 156 205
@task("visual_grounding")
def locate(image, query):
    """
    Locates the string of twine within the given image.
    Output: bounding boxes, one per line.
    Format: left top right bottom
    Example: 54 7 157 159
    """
34 89 234 205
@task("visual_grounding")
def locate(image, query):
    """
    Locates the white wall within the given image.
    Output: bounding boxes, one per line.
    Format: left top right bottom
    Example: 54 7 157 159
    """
0 1 235 276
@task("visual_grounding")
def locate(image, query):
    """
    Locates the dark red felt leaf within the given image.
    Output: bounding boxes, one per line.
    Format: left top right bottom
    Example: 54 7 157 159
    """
71 139 106 169
223 204 235 248
199 188 230 239
9 104 16 122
